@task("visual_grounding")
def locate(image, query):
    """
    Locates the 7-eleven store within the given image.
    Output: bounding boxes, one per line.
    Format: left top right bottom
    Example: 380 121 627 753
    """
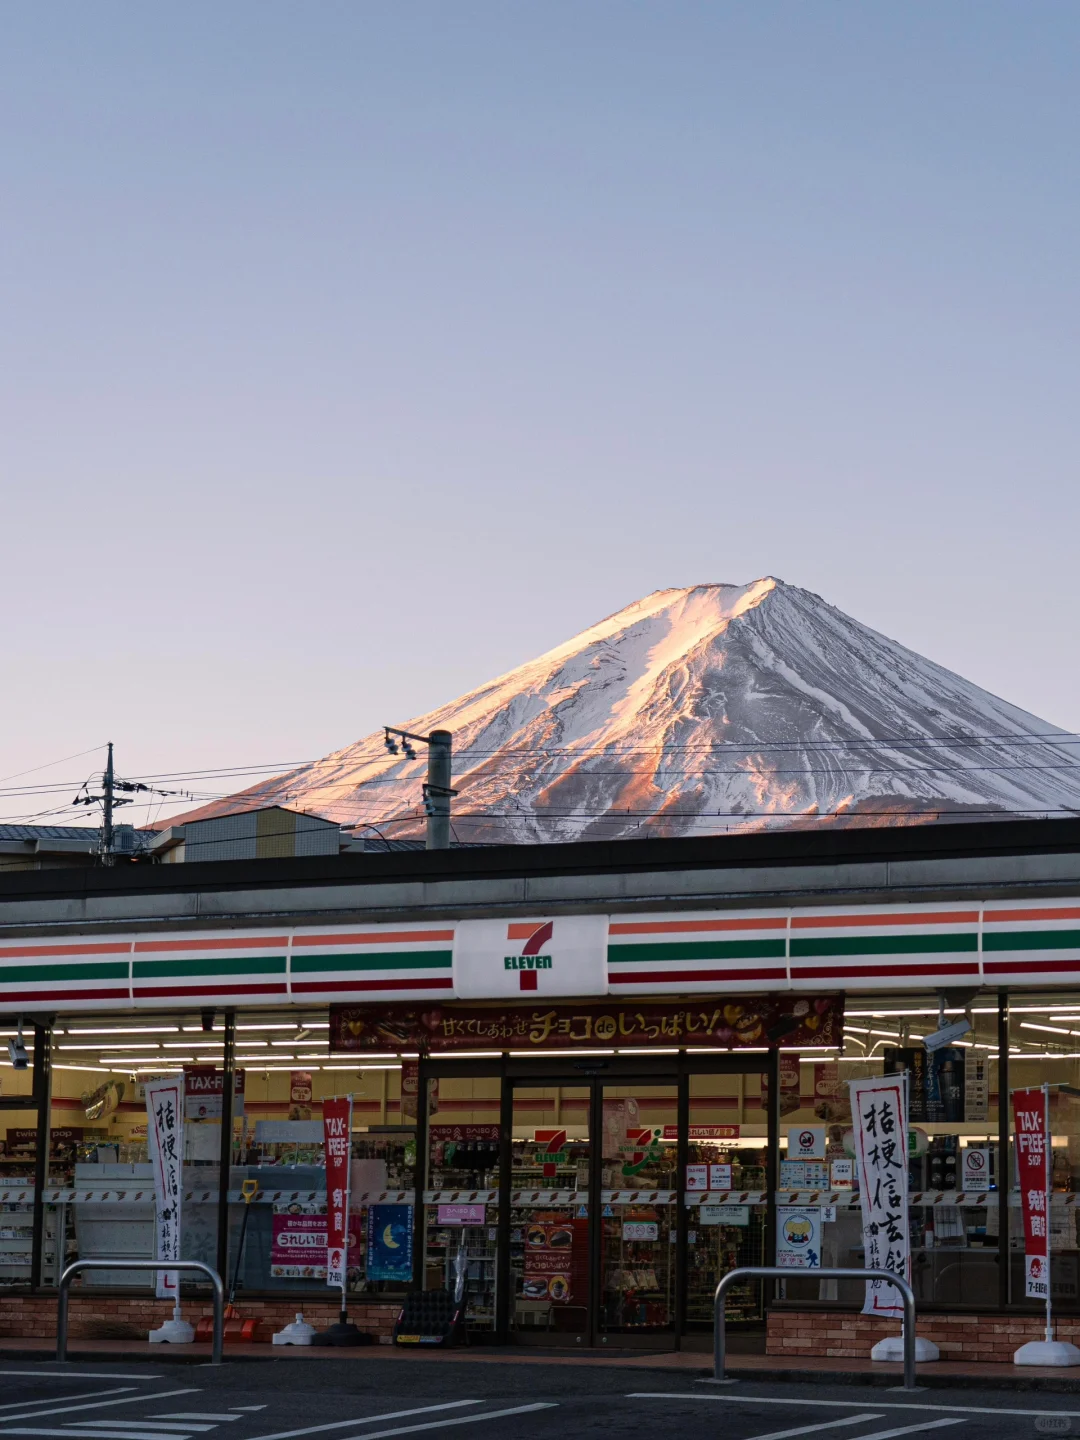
2 819 1080 1360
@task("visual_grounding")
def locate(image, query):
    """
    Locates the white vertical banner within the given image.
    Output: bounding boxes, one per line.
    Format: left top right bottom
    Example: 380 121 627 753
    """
849 1073 909 1318
146 1075 184 1300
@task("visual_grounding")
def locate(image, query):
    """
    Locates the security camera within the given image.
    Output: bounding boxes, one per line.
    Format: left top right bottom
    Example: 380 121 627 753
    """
7 1023 28 1071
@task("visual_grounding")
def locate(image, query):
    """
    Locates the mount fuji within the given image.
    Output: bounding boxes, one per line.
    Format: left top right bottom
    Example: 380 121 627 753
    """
174 579 1080 843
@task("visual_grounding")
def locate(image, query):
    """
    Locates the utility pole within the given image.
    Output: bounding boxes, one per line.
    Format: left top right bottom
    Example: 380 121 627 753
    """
426 730 453 851
383 727 457 850
102 741 115 865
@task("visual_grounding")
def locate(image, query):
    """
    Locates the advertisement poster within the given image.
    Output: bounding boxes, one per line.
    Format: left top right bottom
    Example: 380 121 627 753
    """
145 1075 184 1299
366 1204 413 1282
760 1052 801 1114
523 1221 574 1303
1013 1087 1050 1300
849 1074 909 1318
289 1071 312 1119
964 1050 989 1123
331 997 842 1054
323 1095 352 1293
183 1066 246 1120
270 1209 363 1279
814 1061 851 1122
400 1059 440 1121
885 1046 970 1124
777 1207 822 1268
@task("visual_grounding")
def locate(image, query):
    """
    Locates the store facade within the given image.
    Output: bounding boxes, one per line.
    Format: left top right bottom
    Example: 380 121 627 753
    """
3 820 1080 1355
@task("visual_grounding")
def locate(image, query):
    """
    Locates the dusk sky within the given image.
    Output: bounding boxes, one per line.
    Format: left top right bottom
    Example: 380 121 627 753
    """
3 3 1078 824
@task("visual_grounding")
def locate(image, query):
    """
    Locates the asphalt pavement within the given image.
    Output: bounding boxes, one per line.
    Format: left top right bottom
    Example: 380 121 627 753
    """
2 1361 1079 1440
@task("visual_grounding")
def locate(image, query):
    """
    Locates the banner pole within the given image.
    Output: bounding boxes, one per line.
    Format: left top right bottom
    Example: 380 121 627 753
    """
1045 1081 1052 1344
337 1091 352 1324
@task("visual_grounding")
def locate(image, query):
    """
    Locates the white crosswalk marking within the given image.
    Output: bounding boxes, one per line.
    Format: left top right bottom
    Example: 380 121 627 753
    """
0 1395 136 1415
658 1395 1080 1420
152 1419 242 1424
0 1392 198 1426
245 1404 481 1440
77 1426 216 1434
843 1423 964 1440
747 1415 884 1440
0 1431 193 1440
336 1406 556 1440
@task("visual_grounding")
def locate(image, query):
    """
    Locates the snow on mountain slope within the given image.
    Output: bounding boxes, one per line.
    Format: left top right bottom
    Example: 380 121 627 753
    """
174 579 1080 842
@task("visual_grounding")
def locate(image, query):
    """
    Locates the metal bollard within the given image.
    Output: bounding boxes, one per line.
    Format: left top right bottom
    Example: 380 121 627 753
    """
57 1259 225 1366
713 1266 918 1392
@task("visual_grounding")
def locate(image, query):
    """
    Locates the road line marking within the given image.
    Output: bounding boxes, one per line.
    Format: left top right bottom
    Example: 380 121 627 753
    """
848 1422 964 1440
246 1403 482 1440
337 1406 557 1440
228 1414 264 1417
635 1394 1080 1420
0 1397 136 1415
78 1426 216 1434
747 1414 884 1440
0 1381 161 1386
0 1391 199 1425
1 1431 194 1440
153 1419 241 1425
84 1427 213 1434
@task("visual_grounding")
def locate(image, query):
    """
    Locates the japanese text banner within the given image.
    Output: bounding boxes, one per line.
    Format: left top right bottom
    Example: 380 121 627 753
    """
1013 1087 1050 1300
330 997 842 1053
323 1095 352 1295
145 1075 184 1300
849 1074 909 1318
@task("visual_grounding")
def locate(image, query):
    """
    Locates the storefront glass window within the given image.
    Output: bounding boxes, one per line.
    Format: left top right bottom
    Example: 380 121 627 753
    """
510 1084 589 1341
684 1071 767 1332
1007 992 1080 1310
422 1069 500 1330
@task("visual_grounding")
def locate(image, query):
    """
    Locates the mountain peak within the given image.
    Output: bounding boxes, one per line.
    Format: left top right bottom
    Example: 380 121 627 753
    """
171 580 1079 841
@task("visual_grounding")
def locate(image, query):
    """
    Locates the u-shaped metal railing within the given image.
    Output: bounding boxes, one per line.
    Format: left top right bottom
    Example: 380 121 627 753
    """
57 1259 225 1365
714 1266 918 1391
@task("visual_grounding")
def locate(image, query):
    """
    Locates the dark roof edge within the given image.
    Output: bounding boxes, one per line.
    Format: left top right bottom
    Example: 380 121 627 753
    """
0 816 1079 904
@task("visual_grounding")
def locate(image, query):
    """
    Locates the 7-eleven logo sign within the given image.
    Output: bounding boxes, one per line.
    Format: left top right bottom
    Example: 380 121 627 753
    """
505 921 554 991
622 1127 663 1177
535 1128 567 1178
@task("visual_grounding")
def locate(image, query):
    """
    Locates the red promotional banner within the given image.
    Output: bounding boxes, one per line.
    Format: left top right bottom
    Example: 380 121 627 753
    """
323 1096 352 1296
1013 1086 1050 1300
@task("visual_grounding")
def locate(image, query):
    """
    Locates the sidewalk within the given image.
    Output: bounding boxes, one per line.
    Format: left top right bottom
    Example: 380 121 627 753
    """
6 1335 1080 1389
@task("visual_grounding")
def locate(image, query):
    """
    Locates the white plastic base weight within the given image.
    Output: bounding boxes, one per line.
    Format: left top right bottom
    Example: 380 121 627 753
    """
870 1335 940 1362
273 1312 316 1346
1013 1340 1080 1367
149 1303 195 1345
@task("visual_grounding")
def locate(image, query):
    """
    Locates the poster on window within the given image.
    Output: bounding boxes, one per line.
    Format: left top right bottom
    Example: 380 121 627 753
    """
270 1208 363 1279
761 1053 800 1115
1013 1086 1050 1300
849 1074 909 1318
523 1221 575 1303
183 1065 245 1120
323 1095 352 1293
366 1204 414 1282
777 1207 822 1268
145 1075 184 1299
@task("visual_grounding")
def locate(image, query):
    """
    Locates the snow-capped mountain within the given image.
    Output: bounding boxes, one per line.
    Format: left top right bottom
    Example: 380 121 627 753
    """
176 579 1080 842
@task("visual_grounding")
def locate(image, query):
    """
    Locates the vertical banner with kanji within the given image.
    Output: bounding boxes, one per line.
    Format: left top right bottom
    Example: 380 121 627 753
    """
849 1073 909 1318
146 1075 184 1300
323 1095 353 1297
1013 1086 1051 1301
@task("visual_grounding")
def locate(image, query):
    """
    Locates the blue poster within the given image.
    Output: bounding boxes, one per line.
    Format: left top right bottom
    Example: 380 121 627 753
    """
367 1204 413 1282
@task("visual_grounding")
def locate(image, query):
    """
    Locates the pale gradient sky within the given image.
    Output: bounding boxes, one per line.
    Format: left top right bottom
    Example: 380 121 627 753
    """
2 3 1078 826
